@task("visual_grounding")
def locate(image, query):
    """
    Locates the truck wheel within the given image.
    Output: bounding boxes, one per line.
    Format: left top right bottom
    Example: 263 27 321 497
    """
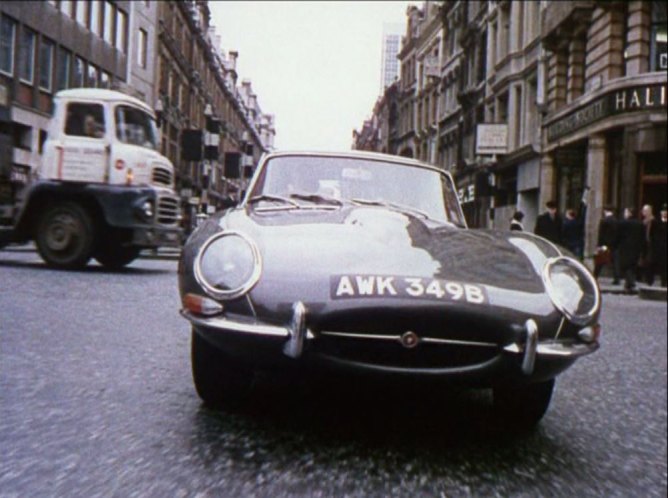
493 379 555 428
36 202 95 269
95 244 141 269
191 328 254 408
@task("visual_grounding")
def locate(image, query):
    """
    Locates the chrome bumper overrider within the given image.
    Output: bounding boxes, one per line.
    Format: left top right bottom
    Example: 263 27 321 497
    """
180 303 599 373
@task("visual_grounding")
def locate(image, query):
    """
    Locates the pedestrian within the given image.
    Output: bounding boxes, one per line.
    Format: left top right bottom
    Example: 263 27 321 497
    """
510 211 524 231
534 200 562 245
656 204 667 287
594 206 620 284
616 207 646 294
562 205 585 259
641 204 662 286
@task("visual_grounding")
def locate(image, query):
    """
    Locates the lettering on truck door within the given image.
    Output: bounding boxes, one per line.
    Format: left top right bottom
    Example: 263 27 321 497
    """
60 102 108 183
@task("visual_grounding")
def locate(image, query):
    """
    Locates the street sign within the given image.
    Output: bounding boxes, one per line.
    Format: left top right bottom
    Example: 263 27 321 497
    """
476 124 507 155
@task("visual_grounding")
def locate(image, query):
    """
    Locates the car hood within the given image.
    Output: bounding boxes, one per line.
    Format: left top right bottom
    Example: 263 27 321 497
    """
205 206 560 314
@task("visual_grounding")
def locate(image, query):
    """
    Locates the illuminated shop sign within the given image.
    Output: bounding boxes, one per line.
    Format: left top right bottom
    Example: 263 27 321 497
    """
547 84 667 142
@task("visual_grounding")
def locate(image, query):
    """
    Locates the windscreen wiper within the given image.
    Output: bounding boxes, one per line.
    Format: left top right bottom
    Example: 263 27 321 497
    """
351 198 431 220
247 194 300 208
290 192 343 206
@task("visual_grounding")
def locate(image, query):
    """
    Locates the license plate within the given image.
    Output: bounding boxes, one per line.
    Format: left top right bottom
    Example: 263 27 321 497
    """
331 274 488 304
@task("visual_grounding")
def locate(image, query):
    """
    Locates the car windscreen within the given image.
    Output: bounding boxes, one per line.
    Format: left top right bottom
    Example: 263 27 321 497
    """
114 105 158 150
250 156 466 226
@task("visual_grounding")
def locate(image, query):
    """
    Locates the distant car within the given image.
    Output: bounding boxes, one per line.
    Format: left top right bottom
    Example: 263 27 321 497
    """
178 151 601 426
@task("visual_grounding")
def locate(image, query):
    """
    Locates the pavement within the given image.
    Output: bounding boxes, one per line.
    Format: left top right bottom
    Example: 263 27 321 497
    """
2 242 665 300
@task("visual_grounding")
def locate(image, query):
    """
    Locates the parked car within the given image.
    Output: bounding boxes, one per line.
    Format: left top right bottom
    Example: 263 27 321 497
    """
178 151 601 427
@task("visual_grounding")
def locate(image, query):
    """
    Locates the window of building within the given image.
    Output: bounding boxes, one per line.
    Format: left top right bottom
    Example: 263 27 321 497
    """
87 64 99 87
103 1 114 45
56 47 71 91
73 56 85 86
116 8 127 53
75 0 88 27
90 0 101 36
0 15 16 75
65 102 105 138
651 1 667 71
60 0 74 17
138 28 147 68
497 91 509 123
100 70 111 88
19 28 36 83
39 38 54 91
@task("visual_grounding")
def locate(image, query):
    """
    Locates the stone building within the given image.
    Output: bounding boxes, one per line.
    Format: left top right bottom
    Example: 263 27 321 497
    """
539 0 667 259
484 0 542 231
156 1 275 228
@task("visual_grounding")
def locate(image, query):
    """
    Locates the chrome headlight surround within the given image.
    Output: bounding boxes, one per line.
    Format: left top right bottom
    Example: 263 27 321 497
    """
194 230 262 300
542 256 600 326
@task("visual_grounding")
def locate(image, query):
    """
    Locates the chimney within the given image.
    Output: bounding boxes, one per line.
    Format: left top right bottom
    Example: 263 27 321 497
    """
228 51 238 72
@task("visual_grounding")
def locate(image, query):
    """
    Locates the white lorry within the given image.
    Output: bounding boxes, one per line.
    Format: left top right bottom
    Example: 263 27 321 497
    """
0 88 182 269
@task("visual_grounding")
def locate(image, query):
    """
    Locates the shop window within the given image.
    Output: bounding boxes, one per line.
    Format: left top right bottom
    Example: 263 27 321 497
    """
19 28 36 84
651 1 667 71
100 70 110 89
39 38 54 92
0 15 15 76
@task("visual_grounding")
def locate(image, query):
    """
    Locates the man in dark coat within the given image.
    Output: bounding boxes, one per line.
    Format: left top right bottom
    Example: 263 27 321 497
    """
652 204 667 287
616 207 646 293
534 200 562 245
594 206 620 283
562 204 586 259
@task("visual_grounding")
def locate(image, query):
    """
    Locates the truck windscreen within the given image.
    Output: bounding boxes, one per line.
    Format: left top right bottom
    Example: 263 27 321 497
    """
114 105 159 150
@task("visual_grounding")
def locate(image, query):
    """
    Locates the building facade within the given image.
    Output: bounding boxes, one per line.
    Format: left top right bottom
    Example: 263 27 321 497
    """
0 0 132 220
354 0 667 259
380 23 403 93
540 0 667 258
156 0 275 230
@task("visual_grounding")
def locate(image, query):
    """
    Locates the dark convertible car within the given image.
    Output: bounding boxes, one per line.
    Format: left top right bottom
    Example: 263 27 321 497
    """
178 151 601 426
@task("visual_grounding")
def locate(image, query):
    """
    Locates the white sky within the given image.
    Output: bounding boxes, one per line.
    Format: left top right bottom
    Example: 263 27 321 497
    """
208 1 416 152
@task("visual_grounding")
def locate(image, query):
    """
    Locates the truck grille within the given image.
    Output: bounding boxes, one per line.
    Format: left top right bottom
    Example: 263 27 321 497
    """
152 166 173 187
157 195 180 226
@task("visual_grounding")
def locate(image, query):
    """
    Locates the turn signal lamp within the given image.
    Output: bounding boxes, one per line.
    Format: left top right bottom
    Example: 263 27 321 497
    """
578 323 601 343
183 293 224 316
125 168 134 185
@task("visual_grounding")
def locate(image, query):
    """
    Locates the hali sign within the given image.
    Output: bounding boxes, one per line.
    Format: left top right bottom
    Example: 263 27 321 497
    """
547 84 667 142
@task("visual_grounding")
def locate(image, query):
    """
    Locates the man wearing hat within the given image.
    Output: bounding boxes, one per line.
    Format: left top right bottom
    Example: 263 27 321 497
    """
594 206 620 284
534 200 562 245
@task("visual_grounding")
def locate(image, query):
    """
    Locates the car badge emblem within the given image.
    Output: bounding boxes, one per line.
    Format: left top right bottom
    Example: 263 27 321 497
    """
400 331 419 349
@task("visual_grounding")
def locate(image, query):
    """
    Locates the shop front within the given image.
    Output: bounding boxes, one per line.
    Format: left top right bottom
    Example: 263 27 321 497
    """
542 75 667 261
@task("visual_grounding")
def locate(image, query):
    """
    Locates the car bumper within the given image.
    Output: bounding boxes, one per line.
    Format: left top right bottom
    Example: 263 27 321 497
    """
132 226 182 247
180 306 599 383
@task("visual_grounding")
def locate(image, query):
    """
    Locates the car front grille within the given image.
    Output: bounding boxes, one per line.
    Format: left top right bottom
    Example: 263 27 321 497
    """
152 166 173 187
156 195 180 226
311 335 499 370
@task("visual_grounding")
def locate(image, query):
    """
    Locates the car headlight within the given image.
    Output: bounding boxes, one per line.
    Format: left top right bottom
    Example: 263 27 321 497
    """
194 231 262 300
542 256 600 326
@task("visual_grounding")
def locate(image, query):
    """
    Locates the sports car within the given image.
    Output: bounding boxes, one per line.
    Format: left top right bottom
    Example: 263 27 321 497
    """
178 151 601 426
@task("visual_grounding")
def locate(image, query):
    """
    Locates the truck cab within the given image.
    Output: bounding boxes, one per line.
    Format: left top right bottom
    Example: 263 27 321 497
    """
0 88 182 269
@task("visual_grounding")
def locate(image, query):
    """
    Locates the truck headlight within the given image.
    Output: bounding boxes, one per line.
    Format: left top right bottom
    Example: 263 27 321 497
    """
542 256 600 326
133 198 154 221
194 231 262 300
